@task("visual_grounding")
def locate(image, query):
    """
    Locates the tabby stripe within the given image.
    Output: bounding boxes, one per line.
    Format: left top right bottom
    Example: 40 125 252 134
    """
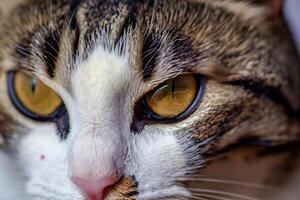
189 105 246 141
227 79 299 118
142 33 161 80
119 1 139 36
43 30 61 78
15 38 31 59
69 0 81 60
69 0 81 30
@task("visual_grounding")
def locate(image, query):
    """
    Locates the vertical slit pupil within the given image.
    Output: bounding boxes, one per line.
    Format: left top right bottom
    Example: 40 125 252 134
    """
171 80 175 98
31 78 37 94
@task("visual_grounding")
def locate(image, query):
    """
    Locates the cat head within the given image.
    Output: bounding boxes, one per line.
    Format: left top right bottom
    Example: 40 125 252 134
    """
0 0 299 199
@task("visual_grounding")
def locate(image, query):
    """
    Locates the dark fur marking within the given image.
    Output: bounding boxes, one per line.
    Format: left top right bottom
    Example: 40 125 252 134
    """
72 25 80 61
189 105 246 143
125 190 139 197
69 0 81 30
147 0 155 7
123 1 139 30
14 36 36 73
142 34 161 80
43 30 61 78
130 117 147 134
53 109 70 140
15 39 31 59
171 35 203 65
114 1 141 49
130 175 139 188
227 79 300 118
68 0 81 60
259 142 300 156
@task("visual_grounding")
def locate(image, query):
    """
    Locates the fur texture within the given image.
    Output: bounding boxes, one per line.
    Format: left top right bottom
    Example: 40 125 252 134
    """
0 0 299 200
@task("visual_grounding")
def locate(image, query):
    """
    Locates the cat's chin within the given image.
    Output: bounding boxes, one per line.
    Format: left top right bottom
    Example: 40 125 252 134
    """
0 151 28 200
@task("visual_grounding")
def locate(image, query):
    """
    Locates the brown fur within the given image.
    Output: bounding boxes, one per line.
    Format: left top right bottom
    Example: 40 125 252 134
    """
0 0 299 199
107 176 139 200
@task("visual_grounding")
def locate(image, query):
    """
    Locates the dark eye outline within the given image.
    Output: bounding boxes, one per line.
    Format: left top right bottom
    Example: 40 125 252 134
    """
139 75 206 123
7 70 66 122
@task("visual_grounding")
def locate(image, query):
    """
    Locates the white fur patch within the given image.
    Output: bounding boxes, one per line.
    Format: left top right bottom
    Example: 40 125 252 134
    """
67 45 133 180
72 44 132 116
0 151 27 200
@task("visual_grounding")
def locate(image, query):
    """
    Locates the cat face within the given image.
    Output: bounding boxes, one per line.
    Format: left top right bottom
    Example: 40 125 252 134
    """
0 0 299 200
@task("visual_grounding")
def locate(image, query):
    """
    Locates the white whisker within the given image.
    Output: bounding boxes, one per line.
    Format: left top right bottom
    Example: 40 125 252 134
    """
194 193 234 200
188 188 261 200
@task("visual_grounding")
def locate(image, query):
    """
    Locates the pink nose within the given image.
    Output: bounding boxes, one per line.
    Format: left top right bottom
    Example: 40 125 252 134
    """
72 176 117 200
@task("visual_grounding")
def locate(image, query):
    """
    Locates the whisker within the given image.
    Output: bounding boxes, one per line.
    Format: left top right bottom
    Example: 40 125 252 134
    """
189 196 207 200
194 193 234 200
142 174 273 191
188 194 208 200
178 177 273 190
188 188 261 200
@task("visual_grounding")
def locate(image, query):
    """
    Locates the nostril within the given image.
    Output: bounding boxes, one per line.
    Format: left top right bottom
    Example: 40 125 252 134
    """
72 176 117 200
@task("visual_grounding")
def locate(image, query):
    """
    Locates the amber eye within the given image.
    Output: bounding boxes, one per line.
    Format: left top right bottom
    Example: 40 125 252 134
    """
7 71 64 121
142 74 205 121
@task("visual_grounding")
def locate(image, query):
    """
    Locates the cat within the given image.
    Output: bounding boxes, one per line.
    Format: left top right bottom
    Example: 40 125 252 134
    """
0 0 299 200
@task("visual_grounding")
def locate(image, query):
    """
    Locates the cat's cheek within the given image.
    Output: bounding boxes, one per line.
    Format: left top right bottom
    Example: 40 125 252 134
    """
131 131 187 187
18 125 66 177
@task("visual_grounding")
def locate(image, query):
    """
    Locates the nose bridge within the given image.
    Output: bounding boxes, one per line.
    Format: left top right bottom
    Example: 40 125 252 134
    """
67 46 133 199
70 116 128 179
68 110 128 200
70 126 125 174
68 69 130 176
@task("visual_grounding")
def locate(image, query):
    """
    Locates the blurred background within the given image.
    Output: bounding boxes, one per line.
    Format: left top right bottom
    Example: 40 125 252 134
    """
285 0 300 52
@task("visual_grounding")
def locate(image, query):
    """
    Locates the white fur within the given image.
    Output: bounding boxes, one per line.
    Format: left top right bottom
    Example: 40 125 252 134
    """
67 44 133 180
19 127 82 200
131 129 191 199
0 152 27 200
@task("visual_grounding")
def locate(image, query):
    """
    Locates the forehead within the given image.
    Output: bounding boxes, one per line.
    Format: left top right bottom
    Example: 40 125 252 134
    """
76 0 256 59
1 0 263 75
2 0 297 105
56 0 261 82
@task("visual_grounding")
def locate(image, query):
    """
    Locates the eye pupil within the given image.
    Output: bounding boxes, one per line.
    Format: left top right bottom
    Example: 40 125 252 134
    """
31 78 37 94
171 80 175 98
